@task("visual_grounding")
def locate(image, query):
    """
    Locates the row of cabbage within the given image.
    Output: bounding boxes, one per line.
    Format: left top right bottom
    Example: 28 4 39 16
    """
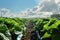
0 17 60 40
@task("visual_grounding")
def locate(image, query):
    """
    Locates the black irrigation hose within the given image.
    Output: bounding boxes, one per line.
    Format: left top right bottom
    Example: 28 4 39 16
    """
33 23 42 40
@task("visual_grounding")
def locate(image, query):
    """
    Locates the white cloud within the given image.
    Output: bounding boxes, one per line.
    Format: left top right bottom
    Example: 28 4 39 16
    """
0 0 60 18
21 0 60 18
31 0 60 18
0 8 10 17
0 8 17 18
55 0 60 4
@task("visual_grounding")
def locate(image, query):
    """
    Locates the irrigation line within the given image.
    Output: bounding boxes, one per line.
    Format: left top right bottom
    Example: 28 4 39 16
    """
33 23 42 40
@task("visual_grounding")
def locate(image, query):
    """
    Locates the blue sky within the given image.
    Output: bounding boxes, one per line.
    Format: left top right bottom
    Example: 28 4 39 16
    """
0 0 39 12
0 0 60 18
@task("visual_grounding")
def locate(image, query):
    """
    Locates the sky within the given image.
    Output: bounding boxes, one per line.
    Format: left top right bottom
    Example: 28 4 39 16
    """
0 0 39 12
0 0 60 18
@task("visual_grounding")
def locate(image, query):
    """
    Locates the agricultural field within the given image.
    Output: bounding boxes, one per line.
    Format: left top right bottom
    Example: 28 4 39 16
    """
0 17 60 40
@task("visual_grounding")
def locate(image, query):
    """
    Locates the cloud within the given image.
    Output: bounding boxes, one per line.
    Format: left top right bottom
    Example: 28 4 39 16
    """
0 8 17 18
0 0 60 18
0 8 10 17
20 0 60 18
29 0 60 18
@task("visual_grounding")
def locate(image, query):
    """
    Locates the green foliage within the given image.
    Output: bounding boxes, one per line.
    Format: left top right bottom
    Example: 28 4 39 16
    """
0 17 60 40
42 32 51 38
36 19 43 25
0 18 5 23
0 23 7 33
